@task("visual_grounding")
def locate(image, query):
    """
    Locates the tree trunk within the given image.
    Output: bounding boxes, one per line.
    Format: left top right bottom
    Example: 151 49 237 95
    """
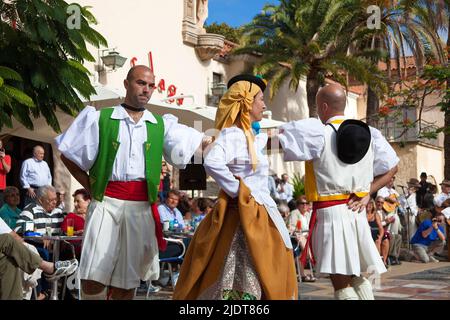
306 72 320 118
366 86 380 128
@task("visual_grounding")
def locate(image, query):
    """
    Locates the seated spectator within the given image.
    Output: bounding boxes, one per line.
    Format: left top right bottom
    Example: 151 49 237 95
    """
366 199 384 254
60 189 90 259
382 197 402 266
15 185 65 297
286 195 311 234
158 190 185 229
61 189 90 236
410 213 446 263
15 185 64 237
277 203 290 224
375 196 390 267
56 189 66 211
190 198 213 231
0 186 21 229
287 196 315 282
434 179 450 209
0 217 77 300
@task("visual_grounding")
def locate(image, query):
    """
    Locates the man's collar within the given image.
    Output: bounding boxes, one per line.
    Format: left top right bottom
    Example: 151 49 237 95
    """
33 157 42 162
326 115 346 124
112 105 157 123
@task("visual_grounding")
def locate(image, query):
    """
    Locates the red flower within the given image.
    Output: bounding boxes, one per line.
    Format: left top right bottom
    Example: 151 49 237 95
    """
379 105 391 116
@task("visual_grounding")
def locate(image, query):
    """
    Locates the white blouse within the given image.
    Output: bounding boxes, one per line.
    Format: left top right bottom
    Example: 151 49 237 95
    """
279 116 399 177
55 106 203 180
204 127 292 249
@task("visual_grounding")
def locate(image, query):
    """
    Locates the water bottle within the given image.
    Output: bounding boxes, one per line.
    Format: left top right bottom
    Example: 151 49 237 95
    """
169 219 174 231
173 218 179 231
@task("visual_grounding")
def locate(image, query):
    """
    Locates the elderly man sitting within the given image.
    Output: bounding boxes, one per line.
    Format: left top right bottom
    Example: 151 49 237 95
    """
15 185 65 237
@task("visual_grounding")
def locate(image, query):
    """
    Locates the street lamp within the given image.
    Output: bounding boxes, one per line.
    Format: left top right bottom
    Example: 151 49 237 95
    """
99 48 127 71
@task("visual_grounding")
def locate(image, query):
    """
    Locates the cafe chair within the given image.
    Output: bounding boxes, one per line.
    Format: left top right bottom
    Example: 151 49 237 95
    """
146 237 186 299
290 235 315 283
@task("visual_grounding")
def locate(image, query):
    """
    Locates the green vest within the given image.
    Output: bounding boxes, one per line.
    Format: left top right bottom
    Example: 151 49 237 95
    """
89 107 164 204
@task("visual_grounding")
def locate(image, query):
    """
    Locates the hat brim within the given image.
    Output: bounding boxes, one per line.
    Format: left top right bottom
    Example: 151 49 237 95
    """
227 74 267 92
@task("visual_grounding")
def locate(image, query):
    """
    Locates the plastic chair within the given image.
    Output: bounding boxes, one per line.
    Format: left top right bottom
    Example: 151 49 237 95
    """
60 240 81 300
146 237 186 299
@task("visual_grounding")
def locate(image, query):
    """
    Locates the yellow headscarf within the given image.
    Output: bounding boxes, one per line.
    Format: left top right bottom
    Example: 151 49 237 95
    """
214 80 261 171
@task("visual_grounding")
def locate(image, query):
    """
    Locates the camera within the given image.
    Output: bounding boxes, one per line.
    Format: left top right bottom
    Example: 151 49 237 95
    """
432 218 438 222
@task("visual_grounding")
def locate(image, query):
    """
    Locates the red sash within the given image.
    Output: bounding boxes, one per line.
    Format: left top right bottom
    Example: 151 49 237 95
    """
104 181 167 251
300 199 350 267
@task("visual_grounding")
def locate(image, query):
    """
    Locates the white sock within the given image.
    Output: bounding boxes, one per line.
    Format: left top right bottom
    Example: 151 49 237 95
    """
80 287 107 300
334 287 359 300
351 276 375 300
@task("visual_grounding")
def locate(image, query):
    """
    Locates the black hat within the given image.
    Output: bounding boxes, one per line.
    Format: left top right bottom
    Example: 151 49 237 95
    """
328 119 371 164
227 74 267 92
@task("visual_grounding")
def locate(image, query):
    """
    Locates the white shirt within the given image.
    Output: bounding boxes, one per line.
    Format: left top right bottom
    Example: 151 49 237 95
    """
55 106 204 180
279 116 399 177
377 186 399 199
0 217 12 234
433 193 450 207
402 192 418 217
204 127 292 249
157 204 185 228
19 158 52 189
277 182 294 202
377 186 402 234
287 209 311 234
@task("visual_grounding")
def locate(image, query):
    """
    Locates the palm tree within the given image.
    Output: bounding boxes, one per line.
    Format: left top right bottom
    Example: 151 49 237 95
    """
353 0 447 127
235 0 386 117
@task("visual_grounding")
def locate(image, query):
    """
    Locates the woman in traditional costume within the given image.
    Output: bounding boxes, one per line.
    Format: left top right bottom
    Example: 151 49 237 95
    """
173 74 297 300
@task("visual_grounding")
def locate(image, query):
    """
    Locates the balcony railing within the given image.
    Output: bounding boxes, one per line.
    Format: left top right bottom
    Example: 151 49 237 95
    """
379 120 440 148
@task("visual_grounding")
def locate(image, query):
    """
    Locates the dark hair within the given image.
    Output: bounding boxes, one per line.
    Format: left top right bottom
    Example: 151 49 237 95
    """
167 189 180 198
72 188 91 201
420 172 427 177
194 198 214 212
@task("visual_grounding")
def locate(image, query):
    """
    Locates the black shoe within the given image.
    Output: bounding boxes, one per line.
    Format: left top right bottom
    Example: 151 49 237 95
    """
386 257 392 265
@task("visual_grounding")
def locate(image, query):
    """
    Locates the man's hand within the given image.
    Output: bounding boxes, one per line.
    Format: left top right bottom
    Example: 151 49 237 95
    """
432 219 439 230
0 150 5 159
201 135 213 150
347 194 371 212
27 187 36 199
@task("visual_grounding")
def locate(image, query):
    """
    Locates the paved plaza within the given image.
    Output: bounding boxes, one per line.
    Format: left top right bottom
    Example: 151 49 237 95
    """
135 258 450 300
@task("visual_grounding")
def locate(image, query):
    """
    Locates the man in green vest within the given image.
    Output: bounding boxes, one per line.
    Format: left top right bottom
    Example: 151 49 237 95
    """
56 65 210 300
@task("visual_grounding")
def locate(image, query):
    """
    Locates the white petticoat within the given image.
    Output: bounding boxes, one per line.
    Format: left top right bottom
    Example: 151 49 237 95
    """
79 196 160 290
312 203 387 276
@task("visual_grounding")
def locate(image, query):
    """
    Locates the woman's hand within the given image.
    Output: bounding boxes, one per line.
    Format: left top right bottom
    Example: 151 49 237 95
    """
347 194 371 212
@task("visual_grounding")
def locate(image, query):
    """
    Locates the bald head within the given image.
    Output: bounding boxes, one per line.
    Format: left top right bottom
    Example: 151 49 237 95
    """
316 84 347 123
126 65 153 81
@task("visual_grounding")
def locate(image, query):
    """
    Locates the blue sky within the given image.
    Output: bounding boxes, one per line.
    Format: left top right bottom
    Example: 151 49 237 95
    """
207 0 279 27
